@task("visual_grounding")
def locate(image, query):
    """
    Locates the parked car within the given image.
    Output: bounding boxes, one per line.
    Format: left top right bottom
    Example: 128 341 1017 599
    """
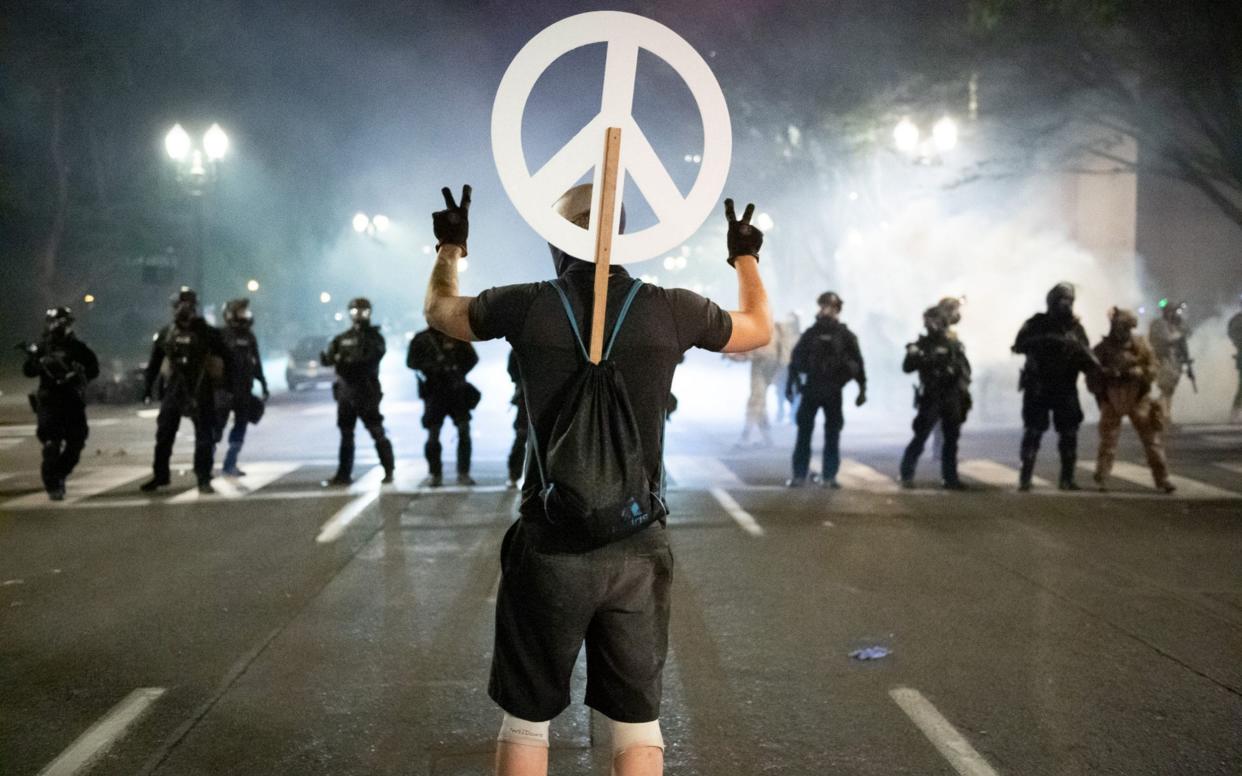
285 336 333 391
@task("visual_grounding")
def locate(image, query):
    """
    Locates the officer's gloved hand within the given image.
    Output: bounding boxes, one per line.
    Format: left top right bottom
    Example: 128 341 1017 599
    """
723 199 763 267
785 383 796 402
433 185 471 257
855 389 867 407
262 386 271 401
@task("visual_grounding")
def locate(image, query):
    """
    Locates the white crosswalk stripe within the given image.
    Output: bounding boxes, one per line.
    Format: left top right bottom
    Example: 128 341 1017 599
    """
1 466 148 509
1089 461 1237 499
167 462 302 503
2 456 1239 511
664 455 743 487
0 424 36 437
959 458 1051 490
837 458 900 492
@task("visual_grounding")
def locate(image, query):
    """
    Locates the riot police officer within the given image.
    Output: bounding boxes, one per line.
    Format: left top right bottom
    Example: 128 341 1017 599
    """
899 305 972 489
506 349 528 489
1149 299 1193 424
21 307 100 500
141 288 231 494
406 326 480 487
1229 299 1242 423
216 298 269 477
321 297 394 486
786 292 866 488
1012 282 1097 491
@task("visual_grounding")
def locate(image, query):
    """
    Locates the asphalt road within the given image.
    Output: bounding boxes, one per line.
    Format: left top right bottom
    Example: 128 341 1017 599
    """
2 373 1240 775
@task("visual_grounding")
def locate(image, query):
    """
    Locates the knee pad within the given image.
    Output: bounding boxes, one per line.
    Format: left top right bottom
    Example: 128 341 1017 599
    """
497 713 549 748
608 717 664 758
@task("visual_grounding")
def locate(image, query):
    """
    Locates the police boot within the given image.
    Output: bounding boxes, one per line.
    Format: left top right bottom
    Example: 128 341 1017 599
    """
325 435 354 487
376 437 395 484
1057 433 1080 491
1018 429 1041 492
222 443 245 477
140 476 171 492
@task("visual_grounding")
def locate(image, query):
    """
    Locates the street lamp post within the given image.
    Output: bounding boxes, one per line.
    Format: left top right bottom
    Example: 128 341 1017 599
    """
164 122 228 297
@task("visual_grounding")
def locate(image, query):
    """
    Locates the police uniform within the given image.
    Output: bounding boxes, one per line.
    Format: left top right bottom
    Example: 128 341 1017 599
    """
1149 311 1190 423
1012 311 1094 489
406 327 479 483
217 315 268 475
1089 309 1172 492
899 310 971 487
1229 311 1242 422
787 315 865 485
323 318 394 483
143 316 230 490
22 316 99 499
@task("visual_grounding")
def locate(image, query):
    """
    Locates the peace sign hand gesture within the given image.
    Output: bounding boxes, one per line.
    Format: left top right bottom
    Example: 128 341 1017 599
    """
433 185 472 256
724 198 763 267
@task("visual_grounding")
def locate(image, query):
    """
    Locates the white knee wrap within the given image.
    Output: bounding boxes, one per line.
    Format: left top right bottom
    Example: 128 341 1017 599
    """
497 713 550 748
609 718 664 757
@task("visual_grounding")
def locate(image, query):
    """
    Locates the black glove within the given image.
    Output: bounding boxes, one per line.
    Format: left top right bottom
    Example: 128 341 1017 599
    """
724 198 763 267
261 384 270 401
855 388 867 407
433 185 471 256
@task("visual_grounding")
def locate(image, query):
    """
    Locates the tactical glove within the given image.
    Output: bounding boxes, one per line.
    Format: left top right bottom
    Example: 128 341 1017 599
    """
724 198 763 267
433 185 472 256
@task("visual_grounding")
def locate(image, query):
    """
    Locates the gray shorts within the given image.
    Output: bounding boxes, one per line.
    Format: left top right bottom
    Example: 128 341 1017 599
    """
488 519 673 723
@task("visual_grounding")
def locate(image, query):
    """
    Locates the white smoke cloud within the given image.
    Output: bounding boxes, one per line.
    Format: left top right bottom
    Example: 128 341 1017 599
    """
832 197 1146 428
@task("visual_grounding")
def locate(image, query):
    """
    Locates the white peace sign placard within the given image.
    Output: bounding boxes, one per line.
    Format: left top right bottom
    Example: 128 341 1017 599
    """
491 11 732 265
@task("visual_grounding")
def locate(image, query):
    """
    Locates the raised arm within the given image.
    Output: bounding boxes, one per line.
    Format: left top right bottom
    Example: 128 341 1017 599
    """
423 185 477 342
719 199 773 353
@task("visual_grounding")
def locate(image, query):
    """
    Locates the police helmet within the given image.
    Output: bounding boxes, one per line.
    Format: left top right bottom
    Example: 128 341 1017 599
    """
45 306 74 335
1046 282 1075 309
816 291 843 311
171 286 198 306
1108 306 1138 329
222 298 253 327
348 297 373 323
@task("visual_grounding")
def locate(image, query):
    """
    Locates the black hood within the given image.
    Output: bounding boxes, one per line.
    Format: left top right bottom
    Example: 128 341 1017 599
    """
549 244 592 277
549 204 628 277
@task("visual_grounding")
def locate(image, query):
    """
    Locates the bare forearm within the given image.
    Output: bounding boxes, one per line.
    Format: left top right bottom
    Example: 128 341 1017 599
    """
723 255 772 353
424 245 476 341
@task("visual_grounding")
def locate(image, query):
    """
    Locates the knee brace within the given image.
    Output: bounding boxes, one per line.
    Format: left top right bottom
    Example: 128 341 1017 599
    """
609 718 664 758
497 713 549 748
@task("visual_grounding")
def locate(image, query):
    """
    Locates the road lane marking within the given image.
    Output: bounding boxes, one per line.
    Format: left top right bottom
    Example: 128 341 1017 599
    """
0 466 148 508
837 458 900 492
316 466 385 543
136 409 159 419
1215 461 1242 475
709 487 763 536
889 687 1000 776
167 462 301 503
1086 461 1238 499
37 687 165 776
0 424 36 437
665 455 743 487
959 458 1050 490
299 405 336 416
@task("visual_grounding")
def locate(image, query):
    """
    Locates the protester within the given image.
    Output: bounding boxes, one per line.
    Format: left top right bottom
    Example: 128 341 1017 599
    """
422 183 771 776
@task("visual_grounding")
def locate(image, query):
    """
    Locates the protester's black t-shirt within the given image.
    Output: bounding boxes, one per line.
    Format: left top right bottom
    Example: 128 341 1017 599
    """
469 263 732 528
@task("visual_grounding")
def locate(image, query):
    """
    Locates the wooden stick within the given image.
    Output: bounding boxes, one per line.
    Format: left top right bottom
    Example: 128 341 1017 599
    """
589 126 622 364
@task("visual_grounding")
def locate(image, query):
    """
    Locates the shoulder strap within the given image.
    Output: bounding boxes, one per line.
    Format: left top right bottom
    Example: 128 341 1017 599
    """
604 279 644 360
549 281 590 361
